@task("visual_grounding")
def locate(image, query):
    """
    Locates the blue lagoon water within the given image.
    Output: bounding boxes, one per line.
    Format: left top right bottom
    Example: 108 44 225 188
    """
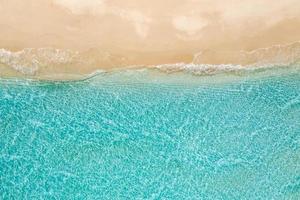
0 67 300 199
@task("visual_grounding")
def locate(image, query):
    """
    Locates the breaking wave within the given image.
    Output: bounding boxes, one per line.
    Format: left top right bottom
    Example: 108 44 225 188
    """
0 48 80 75
1 41 300 78
156 41 300 75
193 41 300 65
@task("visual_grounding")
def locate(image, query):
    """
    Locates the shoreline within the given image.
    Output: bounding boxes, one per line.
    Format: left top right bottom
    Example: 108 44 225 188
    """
1 62 299 85
1 41 300 81
1 1 300 80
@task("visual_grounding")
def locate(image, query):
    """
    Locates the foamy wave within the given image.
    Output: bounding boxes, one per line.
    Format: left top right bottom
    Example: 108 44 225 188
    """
1 41 300 78
193 41 300 66
155 63 247 75
155 62 299 76
155 42 300 75
0 48 79 75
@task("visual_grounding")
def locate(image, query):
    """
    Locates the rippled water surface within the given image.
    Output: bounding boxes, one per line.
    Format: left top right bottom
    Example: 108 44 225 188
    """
1 68 300 199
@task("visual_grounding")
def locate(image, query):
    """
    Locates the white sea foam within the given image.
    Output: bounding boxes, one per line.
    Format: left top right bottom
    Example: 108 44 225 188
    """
1 42 300 78
155 63 246 75
154 62 296 75
0 48 79 75
193 41 300 66
156 42 300 75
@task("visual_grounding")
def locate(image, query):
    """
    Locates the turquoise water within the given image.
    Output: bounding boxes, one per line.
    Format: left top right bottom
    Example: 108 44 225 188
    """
0 68 300 199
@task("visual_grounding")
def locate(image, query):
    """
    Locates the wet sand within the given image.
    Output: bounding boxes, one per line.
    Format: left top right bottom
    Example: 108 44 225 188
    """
1 0 300 78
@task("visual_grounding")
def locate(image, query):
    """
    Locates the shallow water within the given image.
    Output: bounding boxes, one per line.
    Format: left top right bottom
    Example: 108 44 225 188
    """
0 68 300 199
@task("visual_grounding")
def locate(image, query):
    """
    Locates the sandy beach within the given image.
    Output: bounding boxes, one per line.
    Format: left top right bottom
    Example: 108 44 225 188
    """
1 2 300 199
1 0 300 78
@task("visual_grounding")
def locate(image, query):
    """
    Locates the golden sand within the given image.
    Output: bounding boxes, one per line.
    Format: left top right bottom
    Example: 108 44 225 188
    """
1 0 300 78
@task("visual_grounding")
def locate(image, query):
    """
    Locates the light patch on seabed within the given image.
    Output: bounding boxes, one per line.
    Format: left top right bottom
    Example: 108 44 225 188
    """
82 64 300 88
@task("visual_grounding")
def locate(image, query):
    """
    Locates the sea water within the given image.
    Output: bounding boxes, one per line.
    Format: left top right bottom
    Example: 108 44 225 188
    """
0 67 300 199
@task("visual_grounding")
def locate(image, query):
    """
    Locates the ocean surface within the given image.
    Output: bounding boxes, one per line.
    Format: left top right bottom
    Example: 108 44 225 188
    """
0 66 300 199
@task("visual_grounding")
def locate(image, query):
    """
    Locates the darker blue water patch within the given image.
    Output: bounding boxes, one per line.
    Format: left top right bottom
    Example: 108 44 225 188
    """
0 70 300 199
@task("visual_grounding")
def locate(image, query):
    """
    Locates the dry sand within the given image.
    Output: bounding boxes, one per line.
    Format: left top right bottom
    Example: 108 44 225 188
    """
1 0 300 78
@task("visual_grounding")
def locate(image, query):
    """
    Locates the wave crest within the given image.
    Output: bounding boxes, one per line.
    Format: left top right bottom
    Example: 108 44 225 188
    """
155 63 246 75
1 41 300 78
156 42 300 75
193 42 300 66
0 48 79 75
